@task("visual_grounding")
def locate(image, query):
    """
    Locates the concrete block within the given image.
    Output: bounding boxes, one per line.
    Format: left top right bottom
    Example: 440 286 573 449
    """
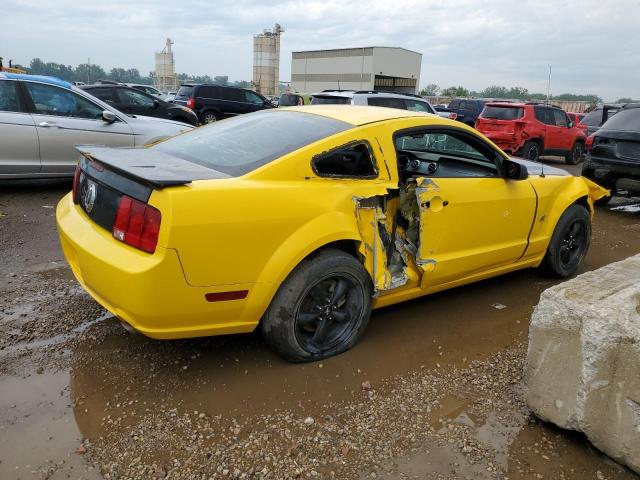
525 254 640 473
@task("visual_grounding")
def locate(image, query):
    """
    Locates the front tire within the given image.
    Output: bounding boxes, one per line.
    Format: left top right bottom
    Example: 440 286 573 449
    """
261 249 373 362
541 204 591 278
565 142 584 165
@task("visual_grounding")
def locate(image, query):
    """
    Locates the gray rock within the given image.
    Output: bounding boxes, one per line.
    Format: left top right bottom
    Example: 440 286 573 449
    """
525 254 640 473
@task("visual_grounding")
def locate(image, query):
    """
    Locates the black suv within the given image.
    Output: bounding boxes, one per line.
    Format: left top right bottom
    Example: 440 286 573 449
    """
81 84 198 126
582 103 640 204
173 84 274 123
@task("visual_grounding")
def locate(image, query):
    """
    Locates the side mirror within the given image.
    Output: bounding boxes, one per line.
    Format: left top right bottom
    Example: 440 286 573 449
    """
102 110 117 123
503 159 528 180
153 99 160 109
568 121 574 128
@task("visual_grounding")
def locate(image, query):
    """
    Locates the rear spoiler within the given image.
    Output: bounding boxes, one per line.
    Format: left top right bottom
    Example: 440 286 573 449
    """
75 145 229 189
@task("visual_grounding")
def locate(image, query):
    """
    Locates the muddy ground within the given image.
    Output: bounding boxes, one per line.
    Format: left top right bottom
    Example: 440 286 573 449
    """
1 162 639 480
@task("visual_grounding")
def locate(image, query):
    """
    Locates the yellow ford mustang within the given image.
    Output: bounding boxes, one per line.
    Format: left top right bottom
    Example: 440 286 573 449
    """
56 106 607 361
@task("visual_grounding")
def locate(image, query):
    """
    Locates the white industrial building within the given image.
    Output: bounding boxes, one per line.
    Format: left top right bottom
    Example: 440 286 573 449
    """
290 46 422 94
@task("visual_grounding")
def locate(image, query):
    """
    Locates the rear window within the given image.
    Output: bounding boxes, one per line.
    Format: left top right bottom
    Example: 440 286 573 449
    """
600 108 640 132
154 110 352 176
311 95 351 105
279 93 301 106
482 106 524 120
176 86 193 98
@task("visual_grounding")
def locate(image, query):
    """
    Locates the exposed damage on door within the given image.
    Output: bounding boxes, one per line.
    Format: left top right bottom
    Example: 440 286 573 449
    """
354 177 438 295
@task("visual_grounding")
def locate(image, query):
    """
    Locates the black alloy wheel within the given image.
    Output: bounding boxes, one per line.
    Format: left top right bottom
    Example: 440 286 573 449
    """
542 204 591 278
261 249 373 362
558 220 587 269
294 274 364 353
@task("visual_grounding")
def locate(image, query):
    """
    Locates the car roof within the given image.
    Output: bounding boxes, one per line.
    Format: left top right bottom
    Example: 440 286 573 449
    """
0 73 72 89
282 105 436 126
485 101 527 107
312 90 425 100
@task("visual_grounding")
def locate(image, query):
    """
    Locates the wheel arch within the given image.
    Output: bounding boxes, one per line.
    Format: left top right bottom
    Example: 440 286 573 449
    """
252 212 364 319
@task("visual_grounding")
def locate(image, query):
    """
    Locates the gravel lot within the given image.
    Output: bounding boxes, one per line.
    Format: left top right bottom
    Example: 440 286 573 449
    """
1 165 640 480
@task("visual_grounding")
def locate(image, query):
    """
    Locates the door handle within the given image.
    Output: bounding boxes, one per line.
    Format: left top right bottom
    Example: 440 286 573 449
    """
421 200 449 208
38 121 63 128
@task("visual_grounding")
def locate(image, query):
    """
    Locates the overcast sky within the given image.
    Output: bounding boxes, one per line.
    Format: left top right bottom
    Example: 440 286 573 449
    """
2 0 638 100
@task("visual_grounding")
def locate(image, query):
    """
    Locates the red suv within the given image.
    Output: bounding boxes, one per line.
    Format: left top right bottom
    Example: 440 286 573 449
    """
476 103 586 164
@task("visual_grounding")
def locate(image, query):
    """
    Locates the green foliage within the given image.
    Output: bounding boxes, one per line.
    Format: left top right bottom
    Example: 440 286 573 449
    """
419 83 441 96
25 57 248 88
441 86 470 97
427 81 602 103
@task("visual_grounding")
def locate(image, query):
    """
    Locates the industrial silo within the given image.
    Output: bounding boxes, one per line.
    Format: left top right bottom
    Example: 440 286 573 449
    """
252 24 283 97
155 38 177 92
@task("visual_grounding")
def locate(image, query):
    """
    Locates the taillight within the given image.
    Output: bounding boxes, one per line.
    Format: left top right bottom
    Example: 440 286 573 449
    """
586 135 595 152
448 112 458 120
72 165 81 203
113 196 161 253
186 97 195 109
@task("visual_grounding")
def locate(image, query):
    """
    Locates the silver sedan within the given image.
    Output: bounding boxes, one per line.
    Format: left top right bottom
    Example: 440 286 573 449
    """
0 73 194 179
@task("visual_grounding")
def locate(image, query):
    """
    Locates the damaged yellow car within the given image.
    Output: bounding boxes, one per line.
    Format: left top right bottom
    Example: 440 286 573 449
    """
56 106 607 361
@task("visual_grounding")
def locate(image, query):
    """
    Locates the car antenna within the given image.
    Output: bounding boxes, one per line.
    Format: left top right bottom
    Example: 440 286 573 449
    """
540 156 545 177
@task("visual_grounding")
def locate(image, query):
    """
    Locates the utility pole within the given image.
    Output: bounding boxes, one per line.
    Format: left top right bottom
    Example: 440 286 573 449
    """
546 65 551 104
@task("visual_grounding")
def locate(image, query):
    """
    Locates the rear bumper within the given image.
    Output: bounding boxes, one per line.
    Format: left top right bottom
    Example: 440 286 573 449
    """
56 193 269 339
583 155 640 193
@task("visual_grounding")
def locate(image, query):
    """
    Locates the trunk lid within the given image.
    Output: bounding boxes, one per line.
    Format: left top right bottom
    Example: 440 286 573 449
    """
74 145 228 234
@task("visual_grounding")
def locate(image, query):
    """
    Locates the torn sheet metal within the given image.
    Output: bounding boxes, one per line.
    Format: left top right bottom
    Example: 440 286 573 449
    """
354 193 416 294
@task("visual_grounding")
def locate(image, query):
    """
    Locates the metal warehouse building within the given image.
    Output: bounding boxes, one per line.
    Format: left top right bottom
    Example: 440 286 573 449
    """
290 46 422 94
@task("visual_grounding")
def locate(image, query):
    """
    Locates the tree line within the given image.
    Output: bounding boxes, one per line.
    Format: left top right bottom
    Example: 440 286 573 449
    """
419 84 610 103
12 58 250 89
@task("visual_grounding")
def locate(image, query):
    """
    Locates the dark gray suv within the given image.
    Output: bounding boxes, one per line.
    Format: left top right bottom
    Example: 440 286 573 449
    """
173 84 275 124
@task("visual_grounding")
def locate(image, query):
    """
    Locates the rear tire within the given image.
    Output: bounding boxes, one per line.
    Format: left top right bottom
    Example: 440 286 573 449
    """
541 204 591 278
518 140 540 162
565 142 584 165
202 111 219 124
261 249 373 362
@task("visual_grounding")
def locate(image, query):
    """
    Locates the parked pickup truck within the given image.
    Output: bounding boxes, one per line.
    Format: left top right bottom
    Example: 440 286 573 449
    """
476 102 587 164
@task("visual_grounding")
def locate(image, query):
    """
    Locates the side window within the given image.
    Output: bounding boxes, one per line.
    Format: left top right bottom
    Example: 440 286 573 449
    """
534 107 554 125
244 91 264 105
26 82 103 119
198 86 221 99
221 88 243 102
367 97 405 109
404 99 432 112
395 130 498 177
553 109 568 127
0 81 21 112
118 89 155 108
312 142 377 178
87 88 116 104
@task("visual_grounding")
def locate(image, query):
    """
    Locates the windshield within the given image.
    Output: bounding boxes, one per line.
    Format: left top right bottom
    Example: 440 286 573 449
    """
154 111 352 176
600 108 640 132
311 95 351 105
482 106 524 120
